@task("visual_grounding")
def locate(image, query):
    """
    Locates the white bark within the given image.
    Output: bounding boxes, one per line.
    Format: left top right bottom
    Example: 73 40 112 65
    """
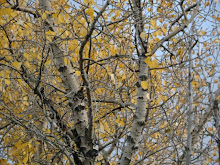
118 56 148 165
119 0 201 164
38 0 92 164
119 0 149 164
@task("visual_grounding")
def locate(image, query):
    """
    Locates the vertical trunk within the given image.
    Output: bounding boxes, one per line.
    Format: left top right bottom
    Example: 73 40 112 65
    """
186 36 193 165
119 0 149 164
118 56 148 164
38 0 94 164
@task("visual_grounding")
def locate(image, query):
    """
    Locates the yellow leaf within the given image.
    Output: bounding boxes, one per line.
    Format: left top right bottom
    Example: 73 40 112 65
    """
64 57 69 65
31 52 40 60
193 102 198 106
116 118 124 127
84 0 90 5
68 43 77 51
141 81 148 90
45 60 51 66
12 61 21 70
79 17 86 25
173 26 178 31
145 52 151 56
58 14 64 23
134 155 138 160
17 29 23 36
115 11 120 17
173 38 177 42
213 39 220 43
177 49 183 55
5 55 12 60
23 29 31 36
150 59 159 68
200 30 206 35
68 40 78 51
86 8 94 17
0 159 8 164
167 2 172 7
207 58 212 61
52 13 58 19
24 61 31 68
161 27 167 35
131 99 136 104
0 8 12 17
23 52 31 61
150 19 157 29
75 71 81 76
80 27 87 36
208 127 213 132
160 95 167 102
205 2 210 6
0 71 3 77
46 30 56 36
157 7 162 13
122 74 126 80
140 32 145 39
145 56 151 64
157 30 162 36
23 155 28 164
14 141 27 149
4 79 11 85
42 12 47 20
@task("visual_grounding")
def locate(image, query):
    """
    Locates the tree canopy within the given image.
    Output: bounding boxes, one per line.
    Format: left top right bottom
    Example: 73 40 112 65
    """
0 0 219 164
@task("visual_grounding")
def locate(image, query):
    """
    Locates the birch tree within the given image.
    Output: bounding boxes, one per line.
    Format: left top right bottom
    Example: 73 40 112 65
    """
0 0 219 164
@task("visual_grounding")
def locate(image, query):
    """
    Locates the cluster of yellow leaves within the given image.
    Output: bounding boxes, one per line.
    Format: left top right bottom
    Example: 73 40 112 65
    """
68 40 79 51
145 55 159 68
86 8 94 18
0 0 219 164
0 7 17 18
0 159 10 165
150 19 157 29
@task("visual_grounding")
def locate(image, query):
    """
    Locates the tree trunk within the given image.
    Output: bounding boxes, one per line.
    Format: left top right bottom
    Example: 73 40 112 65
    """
38 0 94 164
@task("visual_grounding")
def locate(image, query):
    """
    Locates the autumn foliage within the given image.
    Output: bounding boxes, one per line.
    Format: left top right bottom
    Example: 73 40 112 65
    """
0 0 219 164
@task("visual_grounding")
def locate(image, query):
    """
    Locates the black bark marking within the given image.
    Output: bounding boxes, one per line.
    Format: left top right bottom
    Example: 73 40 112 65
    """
137 120 145 126
136 82 140 87
68 102 73 107
74 105 85 112
139 75 148 81
127 135 135 144
58 66 67 72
